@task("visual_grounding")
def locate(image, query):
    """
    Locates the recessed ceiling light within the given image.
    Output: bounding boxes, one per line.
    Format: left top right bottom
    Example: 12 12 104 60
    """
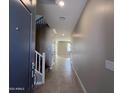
58 0 64 7
53 29 57 34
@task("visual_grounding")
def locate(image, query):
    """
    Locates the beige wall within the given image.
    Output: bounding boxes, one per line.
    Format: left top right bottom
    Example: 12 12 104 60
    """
57 41 68 57
71 0 114 93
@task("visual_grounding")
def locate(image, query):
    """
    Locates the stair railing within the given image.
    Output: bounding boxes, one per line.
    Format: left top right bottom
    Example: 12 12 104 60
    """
35 50 45 85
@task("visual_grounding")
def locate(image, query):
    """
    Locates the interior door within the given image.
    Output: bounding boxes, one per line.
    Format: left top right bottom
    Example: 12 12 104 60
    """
9 0 32 93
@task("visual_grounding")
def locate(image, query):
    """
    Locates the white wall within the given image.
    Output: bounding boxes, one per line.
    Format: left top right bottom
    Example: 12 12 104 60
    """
71 0 114 93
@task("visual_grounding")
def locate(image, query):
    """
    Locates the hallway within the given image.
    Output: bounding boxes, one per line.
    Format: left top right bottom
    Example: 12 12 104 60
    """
9 0 114 93
34 56 83 93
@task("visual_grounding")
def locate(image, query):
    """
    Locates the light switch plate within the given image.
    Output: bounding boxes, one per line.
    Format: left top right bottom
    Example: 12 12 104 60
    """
105 60 114 71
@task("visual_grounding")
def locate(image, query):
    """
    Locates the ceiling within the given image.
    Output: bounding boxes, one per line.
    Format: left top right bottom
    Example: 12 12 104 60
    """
37 0 87 36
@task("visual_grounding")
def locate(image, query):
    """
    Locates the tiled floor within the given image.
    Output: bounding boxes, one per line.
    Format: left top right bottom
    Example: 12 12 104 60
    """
33 56 84 93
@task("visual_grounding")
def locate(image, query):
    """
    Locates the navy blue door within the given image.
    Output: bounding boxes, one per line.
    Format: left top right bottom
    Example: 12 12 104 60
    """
9 0 32 93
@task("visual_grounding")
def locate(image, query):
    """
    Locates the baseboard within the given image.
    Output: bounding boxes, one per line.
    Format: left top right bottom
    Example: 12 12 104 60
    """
71 62 87 93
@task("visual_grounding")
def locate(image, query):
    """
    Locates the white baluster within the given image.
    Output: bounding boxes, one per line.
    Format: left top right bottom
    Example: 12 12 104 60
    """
42 52 45 84
39 55 41 72
35 53 37 70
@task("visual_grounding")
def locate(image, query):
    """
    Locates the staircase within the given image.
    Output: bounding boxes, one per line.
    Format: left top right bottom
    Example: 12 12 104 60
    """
34 50 45 85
